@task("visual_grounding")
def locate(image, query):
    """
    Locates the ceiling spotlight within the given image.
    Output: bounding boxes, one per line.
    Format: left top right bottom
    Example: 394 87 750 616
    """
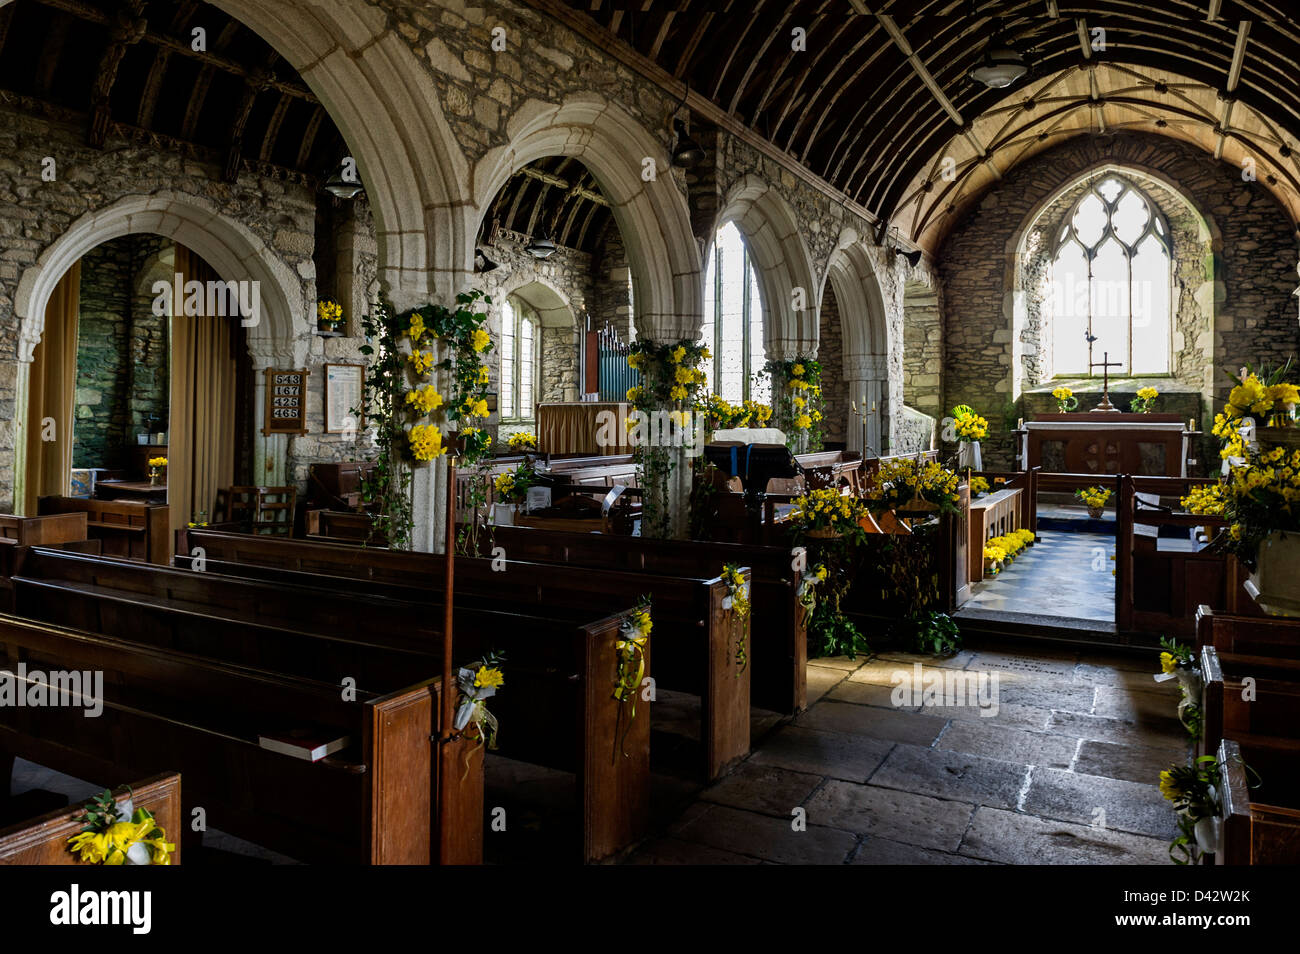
525 234 557 259
671 118 706 168
902 249 923 269
475 247 500 273
323 162 364 200
969 35 1029 89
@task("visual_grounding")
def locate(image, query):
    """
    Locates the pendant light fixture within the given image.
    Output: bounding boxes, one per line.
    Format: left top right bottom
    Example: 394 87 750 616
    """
969 23 1028 89
671 118 705 169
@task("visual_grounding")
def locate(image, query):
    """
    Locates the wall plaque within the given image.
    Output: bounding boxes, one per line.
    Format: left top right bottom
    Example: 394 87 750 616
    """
263 368 309 436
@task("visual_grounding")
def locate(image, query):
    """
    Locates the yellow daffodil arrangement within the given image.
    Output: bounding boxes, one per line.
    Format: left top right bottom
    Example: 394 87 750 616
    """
67 787 175 866
969 475 990 497
983 529 1035 574
316 298 343 332
796 562 829 610
1075 485 1112 513
359 291 494 550
1051 385 1078 413
455 651 505 774
506 431 537 452
982 542 1007 574
765 357 824 451
1193 360 1300 567
790 487 873 541
720 564 751 673
950 404 989 442
862 456 962 515
493 462 536 505
625 339 710 538
1155 637 1202 741
1130 385 1160 414
613 598 652 753
147 456 167 486
1159 755 1226 865
698 394 774 432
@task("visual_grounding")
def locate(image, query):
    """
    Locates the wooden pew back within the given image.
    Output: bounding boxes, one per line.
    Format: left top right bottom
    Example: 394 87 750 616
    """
37 496 168 564
1219 737 1300 865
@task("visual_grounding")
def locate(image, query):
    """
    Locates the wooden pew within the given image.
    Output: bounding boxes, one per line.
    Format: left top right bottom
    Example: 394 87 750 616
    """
1199 645 1300 760
11 547 645 862
0 513 87 548
463 524 807 715
37 496 167 564
1195 605 1299 657
0 612 464 864
0 772 182 865
305 509 382 544
1218 736 1300 865
174 529 748 781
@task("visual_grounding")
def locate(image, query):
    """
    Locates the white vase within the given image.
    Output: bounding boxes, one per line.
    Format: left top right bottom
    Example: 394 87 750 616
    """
1245 531 1300 617
492 502 515 526
958 441 982 471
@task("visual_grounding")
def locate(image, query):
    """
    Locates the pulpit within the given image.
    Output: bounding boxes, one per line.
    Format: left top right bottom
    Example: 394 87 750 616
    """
1017 413 1196 477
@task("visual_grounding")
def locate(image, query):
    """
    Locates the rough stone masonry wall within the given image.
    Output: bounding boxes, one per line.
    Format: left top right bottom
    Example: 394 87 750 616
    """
126 236 172 440
72 239 132 470
903 280 943 419
591 221 633 343
0 104 326 511
938 132 1300 469
817 282 847 447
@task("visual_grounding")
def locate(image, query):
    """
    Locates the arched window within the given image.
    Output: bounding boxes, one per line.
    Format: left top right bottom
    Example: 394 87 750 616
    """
499 297 538 422
701 221 770 403
1051 176 1171 376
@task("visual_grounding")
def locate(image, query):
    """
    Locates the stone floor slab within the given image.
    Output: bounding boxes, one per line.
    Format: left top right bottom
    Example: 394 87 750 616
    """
699 762 823 816
869 743 1029 810
669 803 857 865
851 836 996 865
1074 739 1186 785
1047 710 1189 751
1022 767 1179 839
806 664 847 706
937 720 1079 769
826 679 919 710
795 700 948 745
959 806 1171 864
803 780 976 852
748 725 895 781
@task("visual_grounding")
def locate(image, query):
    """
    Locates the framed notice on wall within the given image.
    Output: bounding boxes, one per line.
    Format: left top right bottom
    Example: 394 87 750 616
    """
324 363 365 434
263 368 309 436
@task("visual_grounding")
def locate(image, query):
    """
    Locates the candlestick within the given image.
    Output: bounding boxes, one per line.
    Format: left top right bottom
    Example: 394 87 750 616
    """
1017 418 1024 429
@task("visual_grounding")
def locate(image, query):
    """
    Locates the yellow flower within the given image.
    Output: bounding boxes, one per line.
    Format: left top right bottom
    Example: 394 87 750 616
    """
1052 386 1073 400
67 831 110 864
1159 652 1178 675
408 350 435 376
407 313 426 342
466 398 489 419
405 385 444 415
477 366 491 385
671 385 688 400
1137 386 1159 401
147 456 168 468
792 363 805 377
1269 382 1300 406
474 666 504 689
794 413 813 430
701 348 712 361
408 424 446 460
671 345 686 364
470 328 491 353
1158 770 1182 802
627 353 643 370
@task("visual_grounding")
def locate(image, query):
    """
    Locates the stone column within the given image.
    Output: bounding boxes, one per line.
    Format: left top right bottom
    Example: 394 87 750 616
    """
844 354 890 457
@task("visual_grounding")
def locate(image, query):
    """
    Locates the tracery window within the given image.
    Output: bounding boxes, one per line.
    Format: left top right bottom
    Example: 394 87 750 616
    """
701 221 771 403
499 296 538 421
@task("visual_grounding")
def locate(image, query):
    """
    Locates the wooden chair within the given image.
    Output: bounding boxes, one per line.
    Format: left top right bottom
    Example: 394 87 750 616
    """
253 486 296 536
213 486 259 525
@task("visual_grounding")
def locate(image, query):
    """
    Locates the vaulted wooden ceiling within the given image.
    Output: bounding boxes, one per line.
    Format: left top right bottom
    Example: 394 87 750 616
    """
0 0 346 181
480 156 615 256
552 1 1300 248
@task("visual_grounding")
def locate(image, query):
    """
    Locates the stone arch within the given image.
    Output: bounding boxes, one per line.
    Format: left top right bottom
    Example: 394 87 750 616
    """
1011 160 1220 404
474 94 701 344
14 192 302 367
822 236 896 454
717 174 820 358
501 278 581 406
505 277 578 330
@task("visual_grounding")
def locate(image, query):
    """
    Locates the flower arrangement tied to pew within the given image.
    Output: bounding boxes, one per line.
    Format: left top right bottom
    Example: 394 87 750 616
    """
862 456 962 516
455 651 505 776
720 564 750 674
612 598 652 758
493 462 536 506
67 788 174 866
1155 638 1202 741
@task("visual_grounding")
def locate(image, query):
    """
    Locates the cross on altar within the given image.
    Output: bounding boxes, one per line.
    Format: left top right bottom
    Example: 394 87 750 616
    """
1089 350 1123 412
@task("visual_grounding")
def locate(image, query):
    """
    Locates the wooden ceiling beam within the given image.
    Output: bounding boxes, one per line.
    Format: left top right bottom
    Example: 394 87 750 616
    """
726 2 798 116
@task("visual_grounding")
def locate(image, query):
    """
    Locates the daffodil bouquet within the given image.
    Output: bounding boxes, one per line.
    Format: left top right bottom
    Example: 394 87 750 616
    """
1160 756 1224 864
506 432 537 452
863 456 962 515
1051 385 1078 413
1155 637 1203 740
790 487 871 539
455 652 505 751
950 404 988 442
1130 386 1160 413
493 462 536 505
1075 485 1112 510
67 788 174 866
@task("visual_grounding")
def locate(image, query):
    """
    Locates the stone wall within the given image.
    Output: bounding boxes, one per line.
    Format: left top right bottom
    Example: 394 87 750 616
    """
902 278 943 419
938 132 1300 469
591 220 633 343
817 282 847 447
72 239 131 469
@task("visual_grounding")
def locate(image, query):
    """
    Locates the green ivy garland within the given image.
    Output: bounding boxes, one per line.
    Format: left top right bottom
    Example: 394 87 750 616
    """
764 357 824 453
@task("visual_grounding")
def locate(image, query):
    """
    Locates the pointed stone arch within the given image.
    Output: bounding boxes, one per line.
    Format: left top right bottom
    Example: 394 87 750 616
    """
474 94 702 344
716 174 820 358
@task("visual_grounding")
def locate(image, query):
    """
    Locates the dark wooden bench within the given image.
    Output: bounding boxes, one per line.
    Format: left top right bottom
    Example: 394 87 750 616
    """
0 772 183 865
1195 604 1299 657
0 513 88 548
1218 736 1300 865
175 529 749 781
1199 645 1300 761
0 611 467 864
37 496 168 564
11 547 646 862
467 524 807 715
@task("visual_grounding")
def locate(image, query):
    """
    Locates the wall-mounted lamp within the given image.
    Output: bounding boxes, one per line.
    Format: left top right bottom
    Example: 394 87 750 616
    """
671 118 705 169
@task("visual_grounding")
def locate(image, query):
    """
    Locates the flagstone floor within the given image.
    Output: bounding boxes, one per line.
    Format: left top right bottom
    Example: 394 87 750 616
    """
625 640 1189 865
966 530 1116 622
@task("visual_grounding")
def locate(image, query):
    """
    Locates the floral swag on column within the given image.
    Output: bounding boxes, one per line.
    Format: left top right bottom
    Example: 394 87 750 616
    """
360 290 495 551
625 340 709 539
765 357 824 454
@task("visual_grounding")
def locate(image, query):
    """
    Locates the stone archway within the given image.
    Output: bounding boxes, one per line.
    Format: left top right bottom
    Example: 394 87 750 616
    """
503 278 581 405
716 174 820 359
474 94 702 345
823 236 896 455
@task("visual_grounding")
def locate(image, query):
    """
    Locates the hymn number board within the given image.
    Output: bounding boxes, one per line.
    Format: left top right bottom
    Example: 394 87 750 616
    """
263 368 310 436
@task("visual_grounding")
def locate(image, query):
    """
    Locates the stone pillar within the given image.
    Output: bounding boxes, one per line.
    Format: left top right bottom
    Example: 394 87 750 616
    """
844 354 890 457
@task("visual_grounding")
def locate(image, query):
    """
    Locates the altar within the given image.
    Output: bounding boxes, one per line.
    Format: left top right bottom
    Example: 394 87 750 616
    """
1017 412 1195 477
536 401 632 456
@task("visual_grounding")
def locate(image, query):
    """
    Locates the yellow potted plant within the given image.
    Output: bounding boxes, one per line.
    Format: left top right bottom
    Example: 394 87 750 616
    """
1075 485 1111 519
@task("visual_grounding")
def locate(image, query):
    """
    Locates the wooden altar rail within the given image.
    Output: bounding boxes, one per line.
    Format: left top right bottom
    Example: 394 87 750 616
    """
971 468 1039 534
1114 474 1247 639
